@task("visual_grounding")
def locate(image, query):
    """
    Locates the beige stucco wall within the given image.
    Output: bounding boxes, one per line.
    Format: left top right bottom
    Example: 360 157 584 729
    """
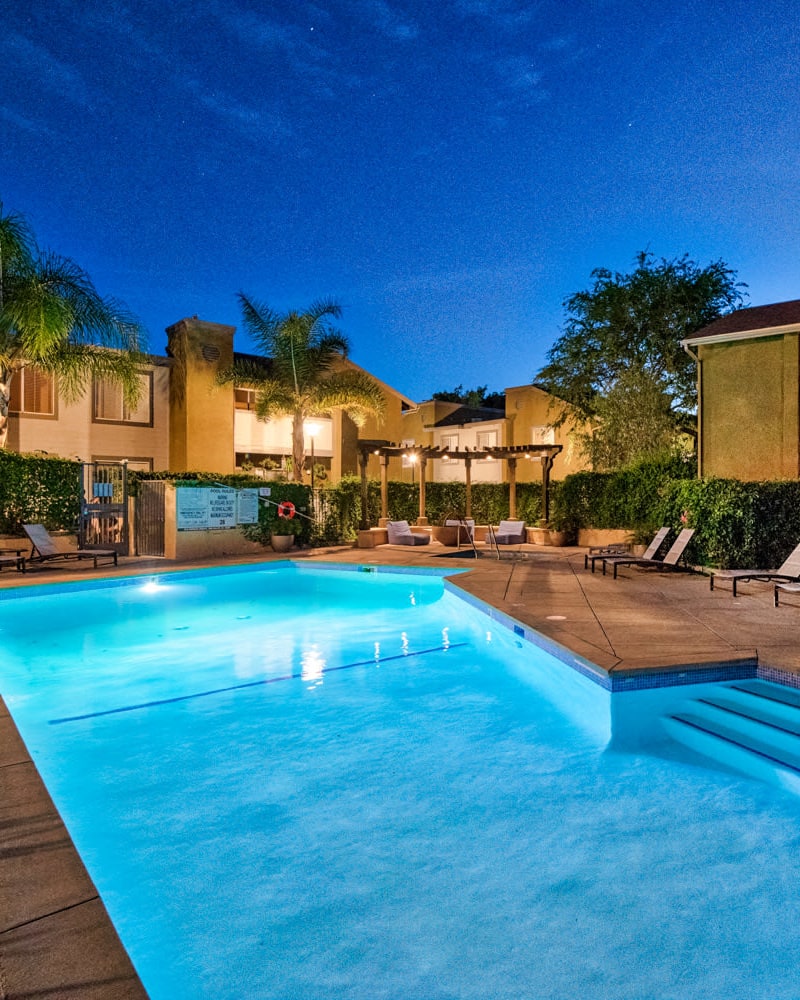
6 361 171 470
167 318 235 474
504 385 588 481
698 334 800 480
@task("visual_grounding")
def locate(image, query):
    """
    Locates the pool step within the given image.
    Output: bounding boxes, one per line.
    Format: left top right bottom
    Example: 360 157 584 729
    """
663 679 800 794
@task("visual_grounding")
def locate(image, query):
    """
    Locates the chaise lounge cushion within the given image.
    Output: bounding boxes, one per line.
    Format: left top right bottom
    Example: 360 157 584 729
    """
386 520 430 546
494 520 526 545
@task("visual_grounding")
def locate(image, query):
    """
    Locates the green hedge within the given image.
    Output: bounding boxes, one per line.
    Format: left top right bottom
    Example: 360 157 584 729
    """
555 457 800 569
0 451 81 534
5 452 800 568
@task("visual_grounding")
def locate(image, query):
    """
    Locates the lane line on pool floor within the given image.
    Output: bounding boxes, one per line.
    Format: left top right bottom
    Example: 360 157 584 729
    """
47 642 469 725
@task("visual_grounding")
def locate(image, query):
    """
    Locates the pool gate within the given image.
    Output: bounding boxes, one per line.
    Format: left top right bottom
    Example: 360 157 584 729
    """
79 461 130 555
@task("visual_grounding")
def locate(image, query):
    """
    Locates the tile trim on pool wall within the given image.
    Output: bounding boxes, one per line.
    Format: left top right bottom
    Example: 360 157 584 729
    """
445 580 613 690
445 580 759 693
757 665 800 690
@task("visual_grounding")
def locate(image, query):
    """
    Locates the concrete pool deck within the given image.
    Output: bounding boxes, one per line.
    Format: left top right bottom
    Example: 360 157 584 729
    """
1 539 798 997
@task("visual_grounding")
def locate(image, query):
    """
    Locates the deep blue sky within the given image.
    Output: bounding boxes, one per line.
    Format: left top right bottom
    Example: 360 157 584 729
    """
2 1 799 401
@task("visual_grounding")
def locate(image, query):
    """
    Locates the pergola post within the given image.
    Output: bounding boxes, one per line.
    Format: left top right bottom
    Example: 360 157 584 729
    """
417 454 428 524
540 453 555 523
464 455 473 518
358 449 370 530
379 454 390 525
507 456 517 519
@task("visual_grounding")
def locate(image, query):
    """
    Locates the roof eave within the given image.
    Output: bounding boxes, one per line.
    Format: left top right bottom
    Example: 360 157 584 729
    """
681 323 800 348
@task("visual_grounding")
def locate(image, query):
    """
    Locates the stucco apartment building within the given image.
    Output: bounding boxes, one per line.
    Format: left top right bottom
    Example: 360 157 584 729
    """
682 299 800 481
6 316 585 484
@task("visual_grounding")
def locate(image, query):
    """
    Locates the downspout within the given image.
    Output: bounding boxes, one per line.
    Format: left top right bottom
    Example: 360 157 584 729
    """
682 341 702 478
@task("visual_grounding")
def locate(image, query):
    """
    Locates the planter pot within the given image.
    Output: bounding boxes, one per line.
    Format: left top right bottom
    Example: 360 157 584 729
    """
548 530 567 547
529 528 550 545
270 534 295 552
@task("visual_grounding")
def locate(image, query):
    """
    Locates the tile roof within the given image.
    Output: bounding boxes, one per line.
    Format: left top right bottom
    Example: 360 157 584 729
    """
685 299 800 342
431 405 505 427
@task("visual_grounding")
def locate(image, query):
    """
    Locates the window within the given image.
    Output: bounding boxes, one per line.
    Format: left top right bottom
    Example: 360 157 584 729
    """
8 367 55 416
93 372 152 425
235 388 257 410
440 433 459 461
530 425 556 445
476 429 498 461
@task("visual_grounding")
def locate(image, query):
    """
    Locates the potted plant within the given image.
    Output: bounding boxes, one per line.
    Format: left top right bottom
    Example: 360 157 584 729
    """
270 518 296 552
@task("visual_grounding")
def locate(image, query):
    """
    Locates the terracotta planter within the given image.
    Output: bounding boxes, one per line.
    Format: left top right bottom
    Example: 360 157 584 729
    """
548 530 567 546
530 527 550 545
270 534 295 553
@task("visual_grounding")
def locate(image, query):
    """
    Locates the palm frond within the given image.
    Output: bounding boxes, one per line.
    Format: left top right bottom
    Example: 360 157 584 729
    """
216 357 274 387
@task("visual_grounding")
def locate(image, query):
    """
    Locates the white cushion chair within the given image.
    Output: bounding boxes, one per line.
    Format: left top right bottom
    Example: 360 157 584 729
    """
386 520 430 546
494 520 526 545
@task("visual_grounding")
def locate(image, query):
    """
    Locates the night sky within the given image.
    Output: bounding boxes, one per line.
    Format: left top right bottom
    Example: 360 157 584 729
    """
2 1 799 401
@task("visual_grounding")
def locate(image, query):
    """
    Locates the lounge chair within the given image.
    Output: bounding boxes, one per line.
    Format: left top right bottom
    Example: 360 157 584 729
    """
0 548 25 572
585 527 670 572
493 520 526 545
601 528 695 579
710 540 800 597
386 520 430 546
23 523 118 568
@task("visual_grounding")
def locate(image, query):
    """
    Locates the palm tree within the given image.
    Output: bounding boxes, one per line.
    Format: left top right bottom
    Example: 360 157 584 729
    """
0 202 146 449
218 295 385 482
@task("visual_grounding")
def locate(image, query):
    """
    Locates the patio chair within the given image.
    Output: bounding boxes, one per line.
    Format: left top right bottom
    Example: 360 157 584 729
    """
585 527 670 572
23 523 118 568
710 540 800 597
493 520 526 545
601 528 695 579
386 520 430 546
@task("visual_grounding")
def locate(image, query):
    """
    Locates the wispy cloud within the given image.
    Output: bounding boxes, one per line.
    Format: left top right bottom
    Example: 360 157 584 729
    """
452 0 536 30
190 85 296 144
494 55 543 94
0 104 56 137
5 30 90 107
212 4 357 101
358 0 419 41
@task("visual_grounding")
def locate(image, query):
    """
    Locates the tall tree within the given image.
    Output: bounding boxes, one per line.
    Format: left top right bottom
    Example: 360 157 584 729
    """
431 384 505 409
536 251 746 469
218 295 385 482
0 202 146 449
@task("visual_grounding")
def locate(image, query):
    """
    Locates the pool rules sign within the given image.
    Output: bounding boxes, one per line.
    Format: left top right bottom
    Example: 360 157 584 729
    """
176 487 259 530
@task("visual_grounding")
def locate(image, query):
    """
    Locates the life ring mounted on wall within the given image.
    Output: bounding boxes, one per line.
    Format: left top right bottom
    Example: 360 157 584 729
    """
277 500 296 519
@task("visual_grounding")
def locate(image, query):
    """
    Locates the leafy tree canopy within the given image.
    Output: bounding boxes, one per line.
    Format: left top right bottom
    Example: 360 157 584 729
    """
0 201 147 449
431 384 505 409
535 251 746 469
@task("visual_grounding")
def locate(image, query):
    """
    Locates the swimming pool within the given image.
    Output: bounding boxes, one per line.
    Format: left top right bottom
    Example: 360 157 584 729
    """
3 562 800 999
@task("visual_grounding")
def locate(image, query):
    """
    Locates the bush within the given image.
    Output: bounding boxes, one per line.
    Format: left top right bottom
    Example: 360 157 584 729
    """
0 451 81 534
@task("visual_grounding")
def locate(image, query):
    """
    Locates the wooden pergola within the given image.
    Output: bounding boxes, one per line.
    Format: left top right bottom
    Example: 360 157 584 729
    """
356 441 563 530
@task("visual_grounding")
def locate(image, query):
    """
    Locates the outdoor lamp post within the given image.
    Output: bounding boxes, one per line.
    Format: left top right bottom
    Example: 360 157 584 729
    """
305 420 322 489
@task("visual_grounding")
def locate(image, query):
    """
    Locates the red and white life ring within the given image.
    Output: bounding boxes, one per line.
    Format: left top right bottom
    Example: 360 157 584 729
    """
277 500 296 519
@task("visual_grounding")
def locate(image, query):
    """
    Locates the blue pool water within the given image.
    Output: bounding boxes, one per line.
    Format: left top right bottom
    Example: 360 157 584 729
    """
3 563 800 999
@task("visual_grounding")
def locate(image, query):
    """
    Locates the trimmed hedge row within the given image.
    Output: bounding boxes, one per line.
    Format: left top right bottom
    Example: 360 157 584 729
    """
4 452 800 568
556 459 800 569
0 451 81 534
